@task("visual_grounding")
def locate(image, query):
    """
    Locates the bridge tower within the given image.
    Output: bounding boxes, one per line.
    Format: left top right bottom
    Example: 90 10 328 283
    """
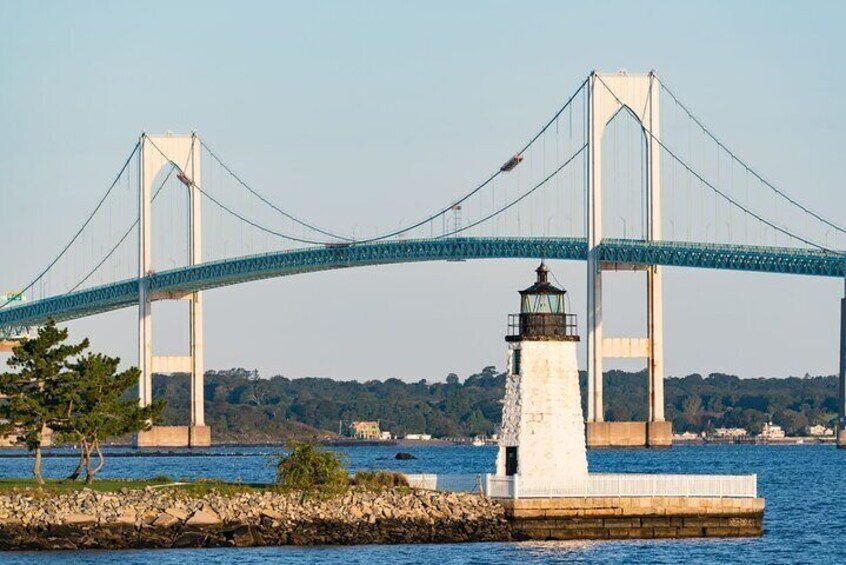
136 132 210 448
585 71 671 447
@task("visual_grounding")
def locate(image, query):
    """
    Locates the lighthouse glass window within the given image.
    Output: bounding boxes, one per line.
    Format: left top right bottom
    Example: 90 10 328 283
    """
522 293 564 314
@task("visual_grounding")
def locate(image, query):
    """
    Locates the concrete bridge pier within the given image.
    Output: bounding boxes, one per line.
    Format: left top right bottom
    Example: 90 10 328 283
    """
135 133 210 448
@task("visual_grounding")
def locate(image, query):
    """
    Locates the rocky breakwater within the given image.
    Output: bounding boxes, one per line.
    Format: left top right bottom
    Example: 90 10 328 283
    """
0 487 511 550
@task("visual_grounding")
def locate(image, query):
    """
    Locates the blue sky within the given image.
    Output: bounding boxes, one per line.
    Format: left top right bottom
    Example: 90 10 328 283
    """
1 1 845 381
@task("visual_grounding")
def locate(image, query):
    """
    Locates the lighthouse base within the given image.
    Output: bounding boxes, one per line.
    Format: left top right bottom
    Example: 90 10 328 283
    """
586 421 672 448
501 496 764 540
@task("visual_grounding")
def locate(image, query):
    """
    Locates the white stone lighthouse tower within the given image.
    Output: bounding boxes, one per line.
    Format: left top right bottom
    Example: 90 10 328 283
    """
496 263 587 482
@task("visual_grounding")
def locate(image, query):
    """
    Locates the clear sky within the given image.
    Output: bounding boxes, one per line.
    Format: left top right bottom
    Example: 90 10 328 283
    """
1 1 845 382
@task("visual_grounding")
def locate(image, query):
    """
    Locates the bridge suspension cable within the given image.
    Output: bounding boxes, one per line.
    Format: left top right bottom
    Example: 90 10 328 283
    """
201 140 354 242
595 74 831 252
353 77 590 244
658 78 846 236
659 135 830 251
197 77 589 247
145 137 335 246
154 131 587 247
0 141 141 310
435 143 587 239
67 164 178 293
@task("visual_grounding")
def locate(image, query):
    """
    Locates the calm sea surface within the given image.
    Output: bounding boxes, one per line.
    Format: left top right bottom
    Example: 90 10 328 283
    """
0 443 842 564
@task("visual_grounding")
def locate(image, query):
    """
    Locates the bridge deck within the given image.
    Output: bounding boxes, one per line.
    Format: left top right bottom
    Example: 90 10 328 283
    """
1 238 842 329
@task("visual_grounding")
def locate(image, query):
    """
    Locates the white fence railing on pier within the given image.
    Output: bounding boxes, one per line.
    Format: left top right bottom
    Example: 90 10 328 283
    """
405 474 485 493
405 473 757 499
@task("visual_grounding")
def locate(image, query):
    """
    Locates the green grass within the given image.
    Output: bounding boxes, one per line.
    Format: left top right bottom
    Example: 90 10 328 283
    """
352 470 410 489
0 477 265 495
0 472 419 496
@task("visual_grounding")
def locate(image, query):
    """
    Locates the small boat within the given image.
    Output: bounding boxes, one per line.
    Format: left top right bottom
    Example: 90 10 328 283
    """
472 438 485 447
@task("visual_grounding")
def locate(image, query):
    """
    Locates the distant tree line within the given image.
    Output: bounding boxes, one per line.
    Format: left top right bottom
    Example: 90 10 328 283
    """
154 366 840 441
154 366 505 441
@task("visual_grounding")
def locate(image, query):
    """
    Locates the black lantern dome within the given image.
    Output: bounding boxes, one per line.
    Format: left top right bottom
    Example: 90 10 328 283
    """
520 262 566 314
506 262 579 342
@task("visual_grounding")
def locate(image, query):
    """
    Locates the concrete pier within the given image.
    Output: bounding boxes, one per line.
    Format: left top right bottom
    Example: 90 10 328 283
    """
586 421 672 448
501 496 764 540
135 425 211 448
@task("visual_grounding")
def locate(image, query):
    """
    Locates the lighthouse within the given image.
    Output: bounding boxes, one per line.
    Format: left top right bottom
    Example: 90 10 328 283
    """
496 262 588 482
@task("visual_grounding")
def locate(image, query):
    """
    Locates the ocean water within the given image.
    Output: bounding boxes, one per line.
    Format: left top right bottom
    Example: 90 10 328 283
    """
0 444 842 564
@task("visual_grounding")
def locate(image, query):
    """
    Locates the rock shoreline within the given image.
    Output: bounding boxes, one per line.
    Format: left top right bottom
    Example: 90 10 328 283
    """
0 487 510 550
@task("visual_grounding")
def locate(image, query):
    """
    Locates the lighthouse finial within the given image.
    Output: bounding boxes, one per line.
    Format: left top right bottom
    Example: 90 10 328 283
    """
536 261 549 284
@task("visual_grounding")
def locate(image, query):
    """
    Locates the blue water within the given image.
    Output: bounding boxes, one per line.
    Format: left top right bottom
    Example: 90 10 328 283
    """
0 444 842 564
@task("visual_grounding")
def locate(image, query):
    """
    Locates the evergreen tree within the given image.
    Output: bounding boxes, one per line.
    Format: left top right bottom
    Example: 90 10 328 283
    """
0 319 88 484
53 352 164 483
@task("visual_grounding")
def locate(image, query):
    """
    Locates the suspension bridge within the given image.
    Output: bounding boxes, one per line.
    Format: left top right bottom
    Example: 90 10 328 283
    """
1 70 845 447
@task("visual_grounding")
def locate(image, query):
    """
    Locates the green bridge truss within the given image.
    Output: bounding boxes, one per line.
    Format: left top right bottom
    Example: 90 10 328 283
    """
1 237 843 332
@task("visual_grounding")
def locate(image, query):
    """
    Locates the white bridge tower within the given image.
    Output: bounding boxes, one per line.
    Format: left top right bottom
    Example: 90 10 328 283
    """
585 71 670 447
136 133 210 447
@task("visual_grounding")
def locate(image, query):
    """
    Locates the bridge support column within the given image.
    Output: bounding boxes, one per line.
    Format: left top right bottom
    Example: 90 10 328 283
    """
584 71 669 446
138 139 154 410
645 75 667 444
135 133 210 448
646 266 669 447
586 73 604 424
187 141 207 443
586 259 603 422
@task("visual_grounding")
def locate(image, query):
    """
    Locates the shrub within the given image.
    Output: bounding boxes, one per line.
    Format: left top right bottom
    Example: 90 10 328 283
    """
352 470 409 489
275 443 349 491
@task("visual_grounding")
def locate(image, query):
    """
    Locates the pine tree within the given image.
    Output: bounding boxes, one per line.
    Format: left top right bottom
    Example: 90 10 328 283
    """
0 319 88 484
52 352 164 483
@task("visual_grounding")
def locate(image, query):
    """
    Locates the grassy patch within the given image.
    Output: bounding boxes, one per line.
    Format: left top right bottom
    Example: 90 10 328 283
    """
0 470 417 497
0 477 262 495
352 471 410 489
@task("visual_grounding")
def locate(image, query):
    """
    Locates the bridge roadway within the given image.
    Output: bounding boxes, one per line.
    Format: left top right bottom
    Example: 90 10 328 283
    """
1 237 843 330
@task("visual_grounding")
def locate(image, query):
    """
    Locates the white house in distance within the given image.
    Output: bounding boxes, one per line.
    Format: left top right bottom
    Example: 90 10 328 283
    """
806 424 834 437
759 422 785 440
713 427 748 439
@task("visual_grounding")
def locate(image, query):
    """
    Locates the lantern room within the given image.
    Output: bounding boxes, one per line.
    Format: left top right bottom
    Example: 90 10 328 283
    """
507 262 578 342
